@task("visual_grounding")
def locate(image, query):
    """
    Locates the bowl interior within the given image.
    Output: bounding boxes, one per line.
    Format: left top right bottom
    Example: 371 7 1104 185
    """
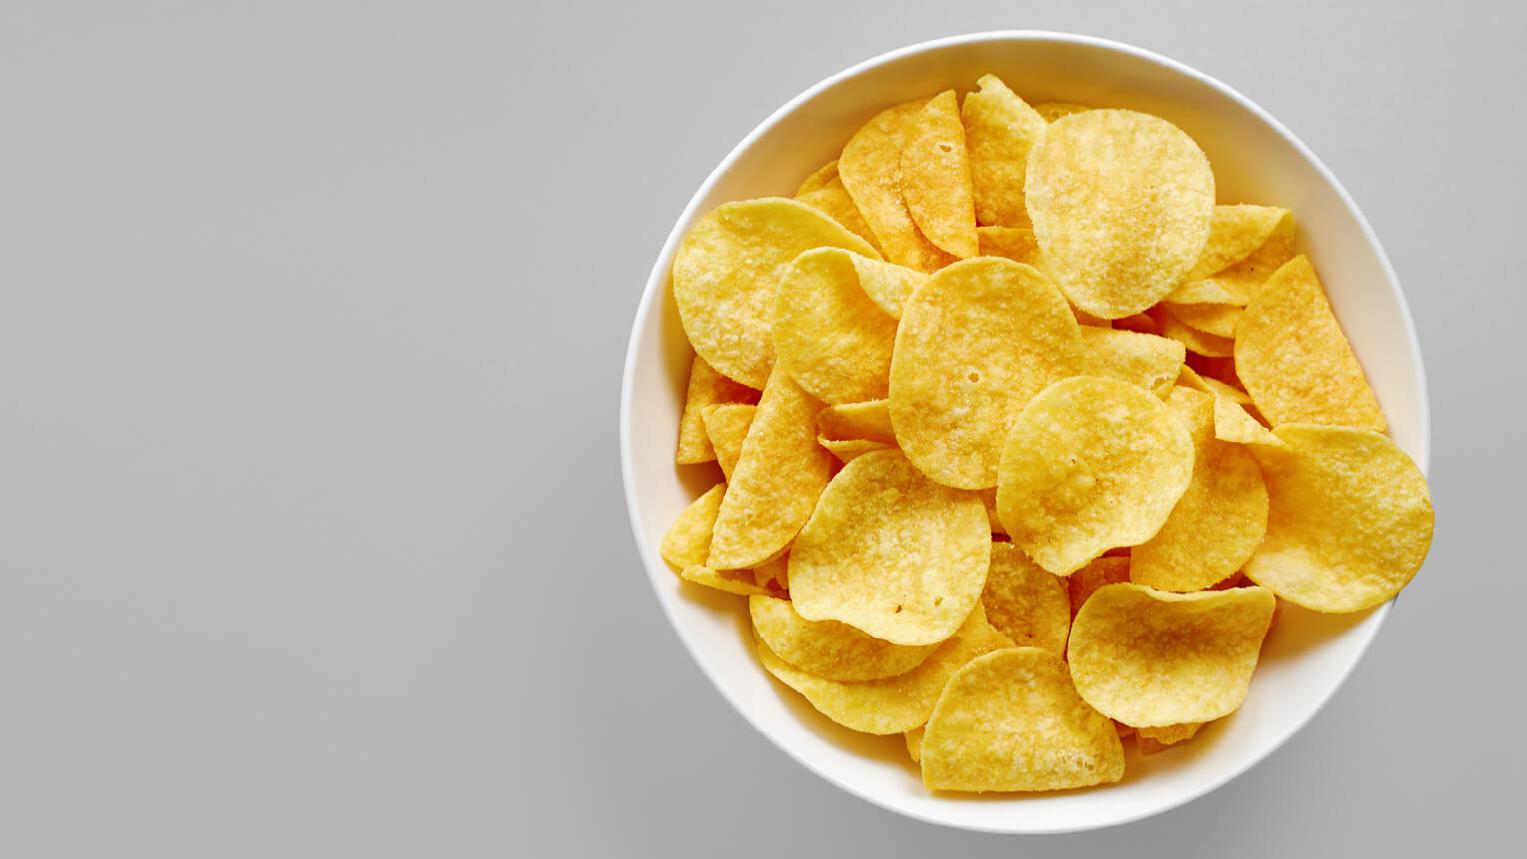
621 33 1427 833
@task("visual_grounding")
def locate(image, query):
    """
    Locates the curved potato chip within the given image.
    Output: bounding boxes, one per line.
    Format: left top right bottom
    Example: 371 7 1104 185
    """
673 198 880 388
1068 583 1276 726
1185 205 1292 281
796 160 840 196
708 368 835 569
815 399 895 444
790 449 990 644
796 179 882 252
661 483 725 572
1165 279 1245 307
1034 102 1091 122
676 355 758 464
1235 255 1387 432
961 74 1046 228
1080 327 1186 397
1178 363 1251 404
681 564 771 596
839 100 958 272
848 256 926 320
1150 305 1234 357
982 542 1071 654
1173 209 1297 306
1130 388 1269 592
904 726 924 762
1165 301 1243 339
753 555 789 593
890 257 1083 489
997 376 1194 574
922 648 1124 792
902 90 978 258
757 603 1012 734
818 436 892 463
1137 722 1202 754
975 225 1041 264
1214 396 1282 447
773 248 900 404
1244 424 1433 612
1026 110 1215 318
701 403 755 481
1067 556 1130 617
750 595 936 682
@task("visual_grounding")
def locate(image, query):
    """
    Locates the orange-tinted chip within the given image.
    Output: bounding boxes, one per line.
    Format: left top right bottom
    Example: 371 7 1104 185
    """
839 100 958 272
961 74 1046 228
676 355 758 464
902 90 978 258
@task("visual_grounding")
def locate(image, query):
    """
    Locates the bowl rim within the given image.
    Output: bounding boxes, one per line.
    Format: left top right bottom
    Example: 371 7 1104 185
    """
618 30 1430 833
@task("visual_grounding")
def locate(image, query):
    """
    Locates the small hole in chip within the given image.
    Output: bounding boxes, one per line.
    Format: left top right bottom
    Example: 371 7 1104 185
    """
968 371 980 382
933 596 943 606
938 143 953 153
894 604 903 613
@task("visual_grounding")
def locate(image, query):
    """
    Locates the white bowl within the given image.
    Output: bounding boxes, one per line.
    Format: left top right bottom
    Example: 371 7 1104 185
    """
619 32 1429 834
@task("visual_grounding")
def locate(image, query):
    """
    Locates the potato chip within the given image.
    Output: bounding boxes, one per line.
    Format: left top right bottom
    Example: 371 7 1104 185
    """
1068 583 1276 726
815 399 896 444
890 257 1083 489
797 178 882 252
1150 306 1234 357
681 564 772 596
905 726 924 763
1178 363 1251 404
997 376 1194 574
818 437 892 463
839 100 959 272
790 449 990 645
1034 102 1090 122
975 225 1041 265
1130 388 1269 592
849 256 927 320
757 603 1012 734
1165 278 1245 307
1112 313 1158 335
661 483 726 572
1235 255 1387 432
676 355 758 464
701 403 755 481
902 90 978 258
1067 556 1130 617
1214 396 1282 447
708 368 836 569
750 594 936 682
795 161 840 197
1244 424 1433 612
1137 722 1202 754
1026 110 1215 318
1080 327 1186 397
1185 205 1292 281
921 648 1124 792
981 542 1071 654
753 555 789 593
772 248 900 404
961 74 1046 228
673 198 880 388
1165 301 1242 339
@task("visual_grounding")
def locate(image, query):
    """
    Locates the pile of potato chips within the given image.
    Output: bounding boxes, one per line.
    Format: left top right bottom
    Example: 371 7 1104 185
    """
662 74 1434 794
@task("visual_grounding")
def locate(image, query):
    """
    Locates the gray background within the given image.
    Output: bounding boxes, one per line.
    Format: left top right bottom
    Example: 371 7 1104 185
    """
1 1 1522 856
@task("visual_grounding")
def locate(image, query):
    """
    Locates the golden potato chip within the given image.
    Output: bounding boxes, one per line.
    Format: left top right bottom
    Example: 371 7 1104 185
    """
708 368 835 569
1137 722 1202 754
839 100 958 272
905 726 924 763
1026 110 1215 318
1176 209 1297 306
701 403 755 481
997 377 1194 574
796 178 882 252
815 399 896 444
1185 205 1292 281
1130 388 1269 592
1068 583 1276 726
848 256 927 320
772 248 900 404
1244 424 1433 612
902 90 978 258
1034 102 1091 122
975 225 1041 265
1214 396 1282 447
661 483 725 572
1080 327 1186 397
1150 306 1234 357
961 74 1046 228
676 355 758 464
790 449 990 644
795 161 840 196
981 542 1071 654
753 554 789 593
1178 363 1251 404
1165 301 1242 339
673 198 880 388
757 602 1012 734
1165 278 1245 307
890 257 1083 489
681 563 771 596
750 594 936 682
1067 556 1130 617
921 648 1124 792
1235 255 1387 432
818 437 892 463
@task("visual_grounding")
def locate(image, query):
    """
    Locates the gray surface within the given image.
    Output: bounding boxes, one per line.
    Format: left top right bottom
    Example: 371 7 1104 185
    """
0 1 1521 856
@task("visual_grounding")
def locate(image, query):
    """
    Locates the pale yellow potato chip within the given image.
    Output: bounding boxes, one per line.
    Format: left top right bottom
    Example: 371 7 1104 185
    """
1026 110 1215 318
701 403 755 481
708 368 836 569
1165 279 1245 307
904 726 924 763
796 179 882 252
661 483 726 572
1080 327 1186 397
961 74 1046 228
1067 556 1130 617
1213 396 1282 447
1169 210 1297 305
902 90 978 258
795 160 840 196
997 377 1194 574
975 225 1041 265
1034 102 1091 122
1244 424 1433 612
1136 722 1202 754
749 594 936 682
846 254 927 319
757 603 1012 734
1178 363 1252 405
1150 305 1235 357
1130 388 1269 592
815 399 896 444
790 449 990 645
1235 255 1387 432
818 436 893 463
676 355 758 464
1165 301 1243 339
772 248 899 404
1185 205 1292 281
1068 583 1276 726
681 564 772 596
890 257 1083 489
673 198 880 388
981 542 1071 655
839 100 959 272
921 648 1124 792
